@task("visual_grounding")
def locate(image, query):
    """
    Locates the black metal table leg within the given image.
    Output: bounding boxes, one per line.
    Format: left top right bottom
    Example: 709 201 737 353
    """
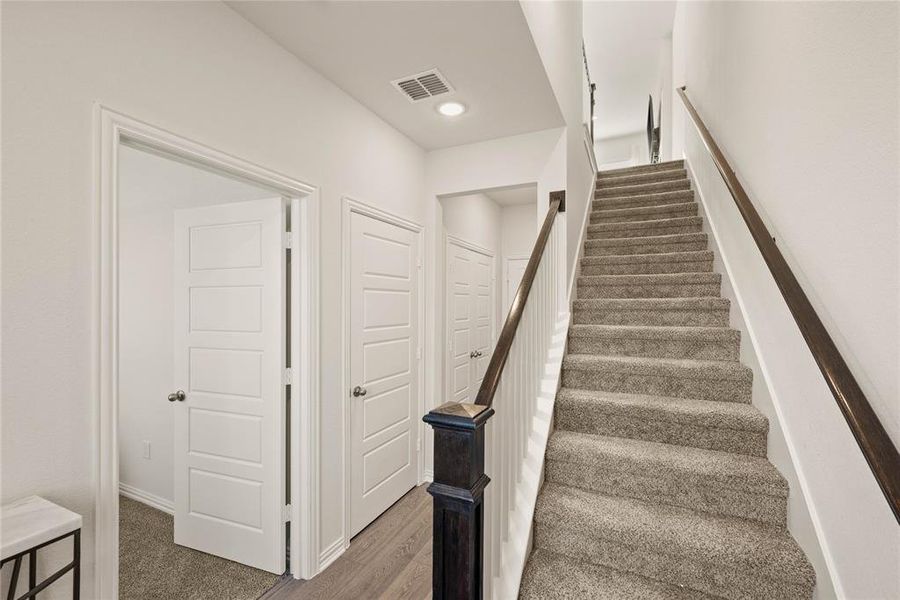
27 551 36 599
72 531 80 600
7 557 21 600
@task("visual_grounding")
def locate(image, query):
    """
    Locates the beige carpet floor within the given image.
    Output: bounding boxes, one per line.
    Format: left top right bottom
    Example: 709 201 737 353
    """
119 495 280 600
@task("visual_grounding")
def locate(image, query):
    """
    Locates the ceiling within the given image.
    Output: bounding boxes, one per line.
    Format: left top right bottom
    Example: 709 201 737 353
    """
584 1 676 140
485 184 537 207
228 1 563 150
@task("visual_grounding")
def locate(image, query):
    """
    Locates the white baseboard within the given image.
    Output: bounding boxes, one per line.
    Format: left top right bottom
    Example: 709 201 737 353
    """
318 538 345 572
119 482 174 515
567 176 597 308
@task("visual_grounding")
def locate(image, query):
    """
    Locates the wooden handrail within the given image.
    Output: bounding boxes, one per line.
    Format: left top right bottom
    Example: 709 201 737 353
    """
474 190 565 406
677 86 900 523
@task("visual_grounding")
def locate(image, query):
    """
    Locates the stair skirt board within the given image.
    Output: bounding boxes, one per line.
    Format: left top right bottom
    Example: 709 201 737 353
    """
519 163 816 600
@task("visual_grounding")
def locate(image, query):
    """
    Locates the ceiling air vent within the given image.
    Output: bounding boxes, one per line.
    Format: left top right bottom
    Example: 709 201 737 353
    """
391 69 454 103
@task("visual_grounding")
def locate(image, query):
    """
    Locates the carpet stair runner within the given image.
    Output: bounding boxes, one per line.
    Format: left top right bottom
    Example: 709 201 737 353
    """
519 160 815 599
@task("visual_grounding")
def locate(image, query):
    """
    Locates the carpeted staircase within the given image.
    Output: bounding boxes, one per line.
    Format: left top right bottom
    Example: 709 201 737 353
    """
519 161 815 599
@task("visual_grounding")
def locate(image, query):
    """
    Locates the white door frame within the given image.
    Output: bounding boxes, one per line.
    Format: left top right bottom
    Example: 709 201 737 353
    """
340 197 425 562
93 106 321 598
503 254 531 315
444 235 496 406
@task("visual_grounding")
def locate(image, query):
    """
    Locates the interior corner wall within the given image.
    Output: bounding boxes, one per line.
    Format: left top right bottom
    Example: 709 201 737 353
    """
0 3 427 596
672 1 899 597
520 0 595 286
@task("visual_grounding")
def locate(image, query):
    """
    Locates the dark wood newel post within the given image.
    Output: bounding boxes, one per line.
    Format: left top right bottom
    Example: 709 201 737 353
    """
423 401 494 600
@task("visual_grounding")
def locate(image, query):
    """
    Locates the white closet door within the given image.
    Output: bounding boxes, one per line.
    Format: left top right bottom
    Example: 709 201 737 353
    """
173 197 286 574
349 211 419 536
448 242 475 404
447 240 495 403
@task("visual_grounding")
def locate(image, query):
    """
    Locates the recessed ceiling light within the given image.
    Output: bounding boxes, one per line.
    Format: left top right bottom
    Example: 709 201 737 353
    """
437 101 466 117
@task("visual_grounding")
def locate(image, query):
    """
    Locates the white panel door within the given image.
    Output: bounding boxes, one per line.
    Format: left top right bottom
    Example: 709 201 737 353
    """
448 243 474 404
446 240 495 404
173 197 285 574
349 211 419 536
471 251 494 392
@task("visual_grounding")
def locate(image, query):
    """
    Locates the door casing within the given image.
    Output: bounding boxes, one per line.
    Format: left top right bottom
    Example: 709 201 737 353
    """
93 106 321 599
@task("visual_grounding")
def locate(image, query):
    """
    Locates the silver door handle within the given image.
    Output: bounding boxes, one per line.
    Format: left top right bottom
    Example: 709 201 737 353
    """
352 385 367 397
168 390 186 402
470 350 483 358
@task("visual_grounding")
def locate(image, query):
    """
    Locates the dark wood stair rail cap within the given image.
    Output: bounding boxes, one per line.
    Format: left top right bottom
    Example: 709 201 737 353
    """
677 86 900 524
423 190 565 600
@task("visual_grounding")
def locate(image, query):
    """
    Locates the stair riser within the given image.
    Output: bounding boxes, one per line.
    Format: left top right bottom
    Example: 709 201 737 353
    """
588 223 703 239
597 169 687 187
585 241 708 256
598 160 684 178
594 192 695 211
561 368 752 403
533 526 812 600
545 460 786 526
577 282 721 299
554 403 767 456
591 205 697 224
581 260 713 275
568 335 739 361
597 181 690 198
574 308 730 327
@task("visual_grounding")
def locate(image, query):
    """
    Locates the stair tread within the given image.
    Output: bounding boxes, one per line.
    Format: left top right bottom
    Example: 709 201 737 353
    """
598 160 685 177
581 250 714 265
546 430 787 496
585 231 707 246
573 297 730 310
569 323 738 341
593 201 697 218
589 216 703 230
520 548 718 600
598 180 690 196
594 190 695 208
578 272 720 285
556 387 767 432
534 483 815 585
564 353 752 381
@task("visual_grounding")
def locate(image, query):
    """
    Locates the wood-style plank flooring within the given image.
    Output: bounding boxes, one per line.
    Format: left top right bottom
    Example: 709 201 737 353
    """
260 485 432 600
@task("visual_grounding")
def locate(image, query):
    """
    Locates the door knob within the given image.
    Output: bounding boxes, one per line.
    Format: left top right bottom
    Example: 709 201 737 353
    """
470 351 477 359
352 385 367 397
476 350 483 357
168 390 186 402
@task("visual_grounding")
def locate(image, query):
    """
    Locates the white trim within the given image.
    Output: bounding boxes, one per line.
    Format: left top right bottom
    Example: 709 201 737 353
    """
567 175 598 308
340 196 426 558
118 483 174 515
583 123 598 173
93 106 321 598
445 234 495 259
318 537 346 572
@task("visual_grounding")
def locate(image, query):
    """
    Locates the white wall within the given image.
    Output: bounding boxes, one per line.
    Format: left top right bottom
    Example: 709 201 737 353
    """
521 0 595 285
501 203 538 258
117 144 275 508
1 2 426 596
595 131 647 170
672 1 899 596
441 193 503 255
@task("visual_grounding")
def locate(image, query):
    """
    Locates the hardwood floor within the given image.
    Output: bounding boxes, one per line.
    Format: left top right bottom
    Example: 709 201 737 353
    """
261 485 432 600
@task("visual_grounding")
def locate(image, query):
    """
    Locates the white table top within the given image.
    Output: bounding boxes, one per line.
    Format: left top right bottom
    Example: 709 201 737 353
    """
1 496 82 560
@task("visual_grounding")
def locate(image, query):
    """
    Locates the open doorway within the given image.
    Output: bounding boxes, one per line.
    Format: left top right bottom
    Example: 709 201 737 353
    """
438 184 538 405
116 142 289 598
94 108 321 599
